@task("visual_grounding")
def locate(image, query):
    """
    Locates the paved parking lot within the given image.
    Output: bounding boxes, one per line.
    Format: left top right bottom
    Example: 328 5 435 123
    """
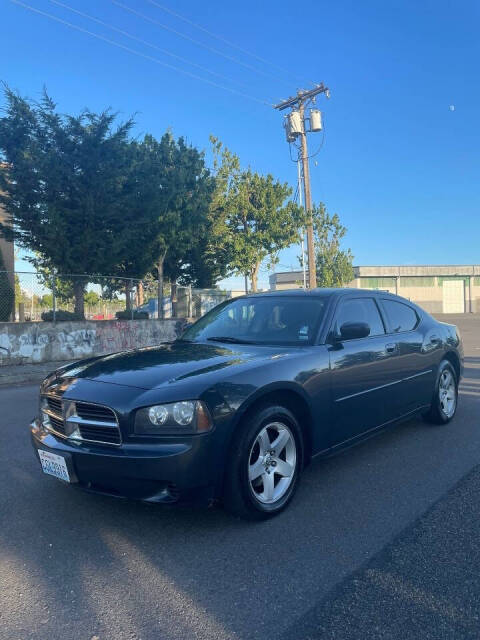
1 315 479 640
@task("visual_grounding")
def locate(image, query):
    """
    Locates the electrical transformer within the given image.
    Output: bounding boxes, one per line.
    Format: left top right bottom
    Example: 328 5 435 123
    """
283 117 296 142
310 109 322 132
287 110 303 136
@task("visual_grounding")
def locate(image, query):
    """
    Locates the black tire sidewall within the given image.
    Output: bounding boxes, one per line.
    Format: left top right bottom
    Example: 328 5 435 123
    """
228 404 303 518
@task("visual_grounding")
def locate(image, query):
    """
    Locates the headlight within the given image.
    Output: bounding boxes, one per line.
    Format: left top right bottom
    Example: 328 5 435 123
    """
134 400 212 435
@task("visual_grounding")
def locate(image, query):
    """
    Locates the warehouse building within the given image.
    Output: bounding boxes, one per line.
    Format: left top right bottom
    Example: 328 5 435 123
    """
269 265 480 313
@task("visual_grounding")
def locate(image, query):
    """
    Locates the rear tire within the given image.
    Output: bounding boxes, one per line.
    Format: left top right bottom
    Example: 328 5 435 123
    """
422 360 458 425
224 404 303 520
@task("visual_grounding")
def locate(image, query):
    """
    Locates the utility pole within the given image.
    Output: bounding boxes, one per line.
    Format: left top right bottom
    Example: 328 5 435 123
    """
298 100 315 288
296 153 306 289
274 84 330 290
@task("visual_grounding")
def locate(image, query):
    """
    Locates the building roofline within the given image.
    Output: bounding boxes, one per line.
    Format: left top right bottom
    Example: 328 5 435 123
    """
354 264 480 268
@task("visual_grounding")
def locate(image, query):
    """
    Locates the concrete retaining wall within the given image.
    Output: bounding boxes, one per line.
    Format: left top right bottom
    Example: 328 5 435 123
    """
0 319 186 366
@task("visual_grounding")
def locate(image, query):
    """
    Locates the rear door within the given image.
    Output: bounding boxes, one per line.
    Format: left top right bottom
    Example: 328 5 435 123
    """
328 296 403 447
379 298 435 412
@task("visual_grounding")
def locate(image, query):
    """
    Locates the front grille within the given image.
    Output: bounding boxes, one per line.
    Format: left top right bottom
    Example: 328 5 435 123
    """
47 396 62 414
77 424 121 445
49 414 66 435
44 392 65 435
76 402 116 423
75 402 120 445
41 396 121 446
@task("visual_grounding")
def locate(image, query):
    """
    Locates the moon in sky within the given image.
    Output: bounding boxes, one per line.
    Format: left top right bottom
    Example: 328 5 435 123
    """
449 105 455 111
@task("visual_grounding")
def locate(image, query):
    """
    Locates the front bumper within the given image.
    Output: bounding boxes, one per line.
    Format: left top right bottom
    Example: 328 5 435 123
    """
31 420 216 505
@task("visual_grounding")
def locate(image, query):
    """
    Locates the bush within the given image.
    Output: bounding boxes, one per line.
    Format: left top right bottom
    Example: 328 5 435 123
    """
115 310 149 320
41 309 84 322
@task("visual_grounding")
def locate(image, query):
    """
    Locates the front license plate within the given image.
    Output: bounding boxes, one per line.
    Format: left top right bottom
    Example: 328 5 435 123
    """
38 450 71 483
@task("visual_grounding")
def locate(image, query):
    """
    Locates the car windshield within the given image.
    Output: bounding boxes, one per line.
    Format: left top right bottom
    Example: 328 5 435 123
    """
182 296 329 346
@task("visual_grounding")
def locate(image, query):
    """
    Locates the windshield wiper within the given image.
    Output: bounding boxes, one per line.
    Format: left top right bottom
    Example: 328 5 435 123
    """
206 336 254 344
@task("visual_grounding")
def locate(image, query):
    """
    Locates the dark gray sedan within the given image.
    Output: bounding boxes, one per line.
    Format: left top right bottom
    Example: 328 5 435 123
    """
31 288 463 519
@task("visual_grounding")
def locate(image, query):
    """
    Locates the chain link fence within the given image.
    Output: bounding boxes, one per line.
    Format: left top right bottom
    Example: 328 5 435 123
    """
0 271 232 322
191 288 232 318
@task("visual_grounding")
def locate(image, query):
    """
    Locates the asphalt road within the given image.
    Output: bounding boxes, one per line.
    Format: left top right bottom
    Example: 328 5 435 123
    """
1 314 479 640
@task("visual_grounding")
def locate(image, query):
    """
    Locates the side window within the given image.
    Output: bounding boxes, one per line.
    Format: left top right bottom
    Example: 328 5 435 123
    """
382 299 418 332
335 298 385 338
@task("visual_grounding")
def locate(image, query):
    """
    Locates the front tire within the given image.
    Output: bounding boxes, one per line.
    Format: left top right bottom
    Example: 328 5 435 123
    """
224 404 303 520
423 360 458 425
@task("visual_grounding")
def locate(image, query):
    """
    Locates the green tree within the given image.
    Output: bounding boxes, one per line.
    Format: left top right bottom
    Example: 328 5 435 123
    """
0 251 14 321
134 133 215 315
310 203 354 287
210 138 303 292
0 87 137 319
84 290 100 307
39 293 53 308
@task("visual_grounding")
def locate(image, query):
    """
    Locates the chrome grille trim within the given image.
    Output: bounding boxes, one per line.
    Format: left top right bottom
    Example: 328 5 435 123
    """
40 396 121 446
65 415 117 428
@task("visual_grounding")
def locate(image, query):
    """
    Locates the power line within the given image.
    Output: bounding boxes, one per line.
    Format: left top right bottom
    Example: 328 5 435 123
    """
48 0 269 95
144 0 312 85
111 0 287 84
11 0 270 106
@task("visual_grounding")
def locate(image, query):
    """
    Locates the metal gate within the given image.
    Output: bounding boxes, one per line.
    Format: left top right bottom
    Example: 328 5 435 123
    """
442 280 465 313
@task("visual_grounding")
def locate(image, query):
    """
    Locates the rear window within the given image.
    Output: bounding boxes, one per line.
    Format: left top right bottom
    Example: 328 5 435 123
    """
382 299 419 332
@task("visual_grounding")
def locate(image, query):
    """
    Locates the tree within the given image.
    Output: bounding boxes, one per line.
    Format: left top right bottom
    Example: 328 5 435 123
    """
39 293 53 308
310 203 354 287
14 274 23 305
210 138 303 292
84 290 100 307
133 133 216 316
0 87 137 318
0 250 14 321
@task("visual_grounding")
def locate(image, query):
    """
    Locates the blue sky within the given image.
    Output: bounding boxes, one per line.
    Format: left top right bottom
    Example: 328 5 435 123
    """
2 0 479 290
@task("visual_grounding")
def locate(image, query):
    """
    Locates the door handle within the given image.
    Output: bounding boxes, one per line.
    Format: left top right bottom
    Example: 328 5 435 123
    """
385 343 397 354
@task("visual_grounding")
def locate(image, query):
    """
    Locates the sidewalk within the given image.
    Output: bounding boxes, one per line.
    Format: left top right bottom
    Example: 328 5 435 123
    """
0 361 67 387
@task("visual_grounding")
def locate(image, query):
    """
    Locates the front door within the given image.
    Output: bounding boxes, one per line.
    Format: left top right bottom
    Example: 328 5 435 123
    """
328 296 403 447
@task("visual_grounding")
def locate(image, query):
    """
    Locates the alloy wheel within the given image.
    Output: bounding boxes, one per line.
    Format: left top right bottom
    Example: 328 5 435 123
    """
248 422 297 505
439 369 456 418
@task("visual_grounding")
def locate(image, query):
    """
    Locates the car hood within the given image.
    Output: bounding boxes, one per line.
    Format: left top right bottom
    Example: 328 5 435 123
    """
55 341 291 390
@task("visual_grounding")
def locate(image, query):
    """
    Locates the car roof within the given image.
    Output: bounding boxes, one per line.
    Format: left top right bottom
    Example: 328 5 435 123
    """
244 288 350 298
244 288 392 298
243 288 420 306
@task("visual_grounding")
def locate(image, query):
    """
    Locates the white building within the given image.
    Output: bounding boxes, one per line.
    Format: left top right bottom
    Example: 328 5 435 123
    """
269 265 480 313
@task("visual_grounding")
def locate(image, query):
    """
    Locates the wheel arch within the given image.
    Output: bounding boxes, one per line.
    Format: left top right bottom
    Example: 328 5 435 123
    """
226 383 315 468
443 350 461 383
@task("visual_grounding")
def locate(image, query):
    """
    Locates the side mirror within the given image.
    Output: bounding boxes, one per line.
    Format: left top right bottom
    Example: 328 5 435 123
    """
339 321 370 340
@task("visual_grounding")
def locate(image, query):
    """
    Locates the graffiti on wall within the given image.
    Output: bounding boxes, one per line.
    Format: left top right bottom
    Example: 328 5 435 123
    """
0 320 181 365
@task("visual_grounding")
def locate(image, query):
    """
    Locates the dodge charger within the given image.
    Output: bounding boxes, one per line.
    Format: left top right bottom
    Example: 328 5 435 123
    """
31 289 463 519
